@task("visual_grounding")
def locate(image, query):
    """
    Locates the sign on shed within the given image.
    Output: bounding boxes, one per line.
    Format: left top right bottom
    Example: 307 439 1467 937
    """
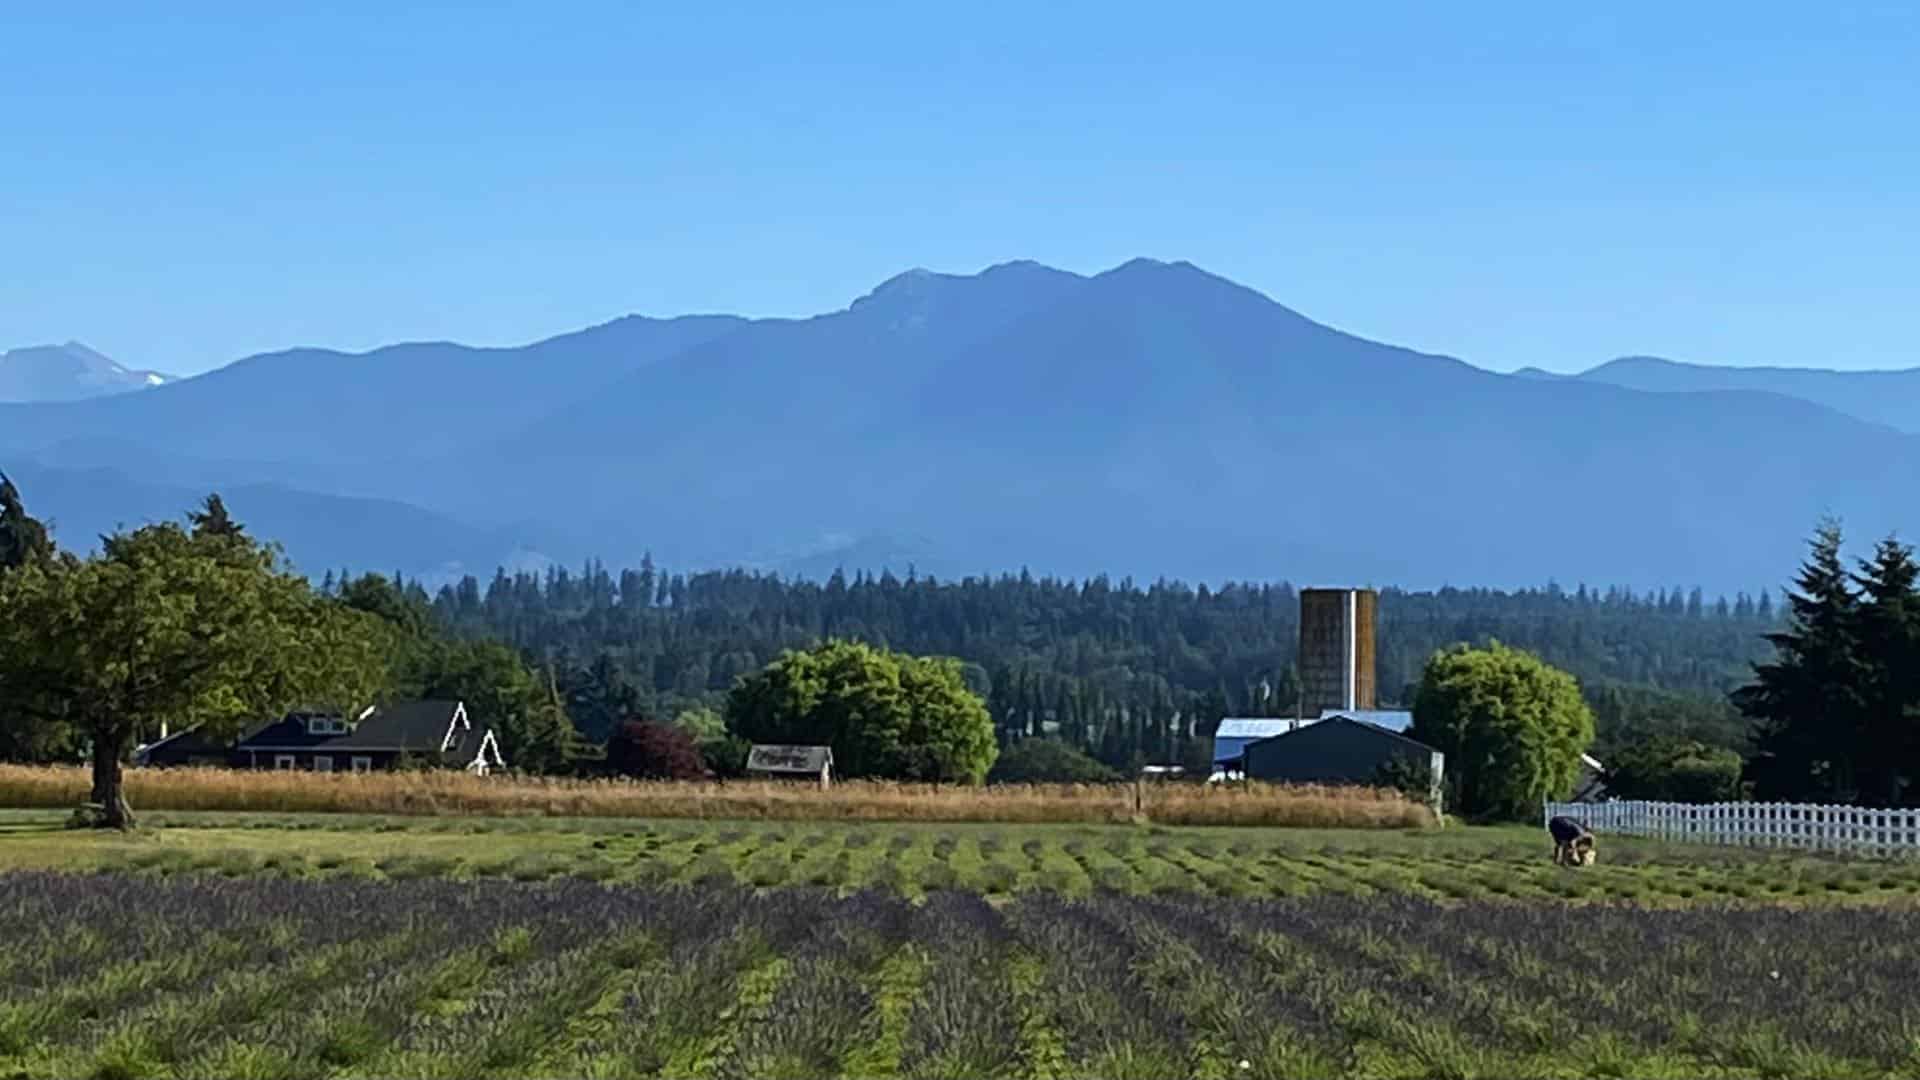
746 744 834 789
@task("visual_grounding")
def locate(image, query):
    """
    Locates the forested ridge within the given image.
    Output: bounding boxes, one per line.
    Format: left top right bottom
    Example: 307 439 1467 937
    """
352 561 1778 765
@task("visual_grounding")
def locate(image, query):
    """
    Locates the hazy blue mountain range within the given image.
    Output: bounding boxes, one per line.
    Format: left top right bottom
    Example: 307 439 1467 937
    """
1517 355 1920 434
0 343 173 403
0 315 744 463
4 259 1916 592
0 459 531 582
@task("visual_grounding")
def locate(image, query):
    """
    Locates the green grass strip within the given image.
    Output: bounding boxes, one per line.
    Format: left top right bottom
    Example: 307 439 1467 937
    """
838 943 932 1078
662 950 791 1079
515 935 667 1076
1007 952 1068 1080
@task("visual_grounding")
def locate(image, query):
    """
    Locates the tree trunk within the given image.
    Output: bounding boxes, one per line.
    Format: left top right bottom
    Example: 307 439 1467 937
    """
90 734 135 830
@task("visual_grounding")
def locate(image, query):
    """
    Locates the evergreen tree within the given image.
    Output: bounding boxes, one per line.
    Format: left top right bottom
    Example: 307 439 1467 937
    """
186 493 245 541
0 471 54 574
1850 537 1920 806
1734 521 1864 801
636 552 657 607
566 653 643 743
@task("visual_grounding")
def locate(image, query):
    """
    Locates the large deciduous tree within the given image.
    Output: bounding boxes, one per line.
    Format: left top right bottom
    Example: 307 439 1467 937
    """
672 705 748 777
896 653 1000 784
0 472 70 762
726 639 998 783
0 509 390 828
1408 640 1595 820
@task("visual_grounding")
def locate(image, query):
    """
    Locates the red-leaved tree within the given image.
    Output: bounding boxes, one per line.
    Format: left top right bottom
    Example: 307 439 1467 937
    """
605 719 707 780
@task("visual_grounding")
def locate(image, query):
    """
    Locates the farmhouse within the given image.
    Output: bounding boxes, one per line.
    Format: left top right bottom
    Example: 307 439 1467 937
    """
235 701 505 774
746 744 833 789
137 700 506 775
132 725 230 768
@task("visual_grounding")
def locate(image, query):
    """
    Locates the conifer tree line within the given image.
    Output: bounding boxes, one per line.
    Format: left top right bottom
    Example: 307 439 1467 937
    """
1735 520 1920 807
30 472 1904 796
330 558 1783 770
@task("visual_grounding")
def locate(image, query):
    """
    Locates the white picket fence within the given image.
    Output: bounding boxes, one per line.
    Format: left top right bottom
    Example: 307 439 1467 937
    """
1544 799 1920 858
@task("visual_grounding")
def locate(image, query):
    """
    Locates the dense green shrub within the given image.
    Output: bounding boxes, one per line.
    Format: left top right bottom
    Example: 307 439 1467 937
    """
1604 736 1745 802
726 639 997 783
1409 641 1596 820
987 738 1120 784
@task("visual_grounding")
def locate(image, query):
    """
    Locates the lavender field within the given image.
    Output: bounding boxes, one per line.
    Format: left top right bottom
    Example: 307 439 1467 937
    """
0 872 1915 1079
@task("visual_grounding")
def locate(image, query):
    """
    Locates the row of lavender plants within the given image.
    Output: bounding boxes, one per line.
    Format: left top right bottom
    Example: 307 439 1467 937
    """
0 871 1915 1078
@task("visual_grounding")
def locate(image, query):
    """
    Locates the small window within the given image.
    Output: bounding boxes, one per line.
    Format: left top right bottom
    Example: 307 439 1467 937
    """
312 756 333 772
274 754 296 770
351 756 373 774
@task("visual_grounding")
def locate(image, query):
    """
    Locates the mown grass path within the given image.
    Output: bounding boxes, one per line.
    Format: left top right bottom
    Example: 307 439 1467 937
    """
4 808 1919 908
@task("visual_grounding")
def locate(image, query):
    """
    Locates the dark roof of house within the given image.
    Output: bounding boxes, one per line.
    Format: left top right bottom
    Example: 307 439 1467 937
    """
233 701 502 767
133 725 226 761
231 711 353 750
1244 715 1441 756
336 701 464 751
746 744 833 773
438 719 505 769
235 702 458 751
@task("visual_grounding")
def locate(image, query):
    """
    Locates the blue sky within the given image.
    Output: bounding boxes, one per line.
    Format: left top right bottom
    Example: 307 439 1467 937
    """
5 2 1917 376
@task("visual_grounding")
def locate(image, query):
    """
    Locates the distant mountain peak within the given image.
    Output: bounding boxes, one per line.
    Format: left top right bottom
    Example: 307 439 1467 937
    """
851 260 1099 312
56 340 118 366
853 267 936 302
1098 256 1207 279
0 341 174 403
1586 355 1687 374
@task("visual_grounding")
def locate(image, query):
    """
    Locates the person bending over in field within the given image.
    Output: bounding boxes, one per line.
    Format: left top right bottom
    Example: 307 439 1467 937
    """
1548 815 1596 866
